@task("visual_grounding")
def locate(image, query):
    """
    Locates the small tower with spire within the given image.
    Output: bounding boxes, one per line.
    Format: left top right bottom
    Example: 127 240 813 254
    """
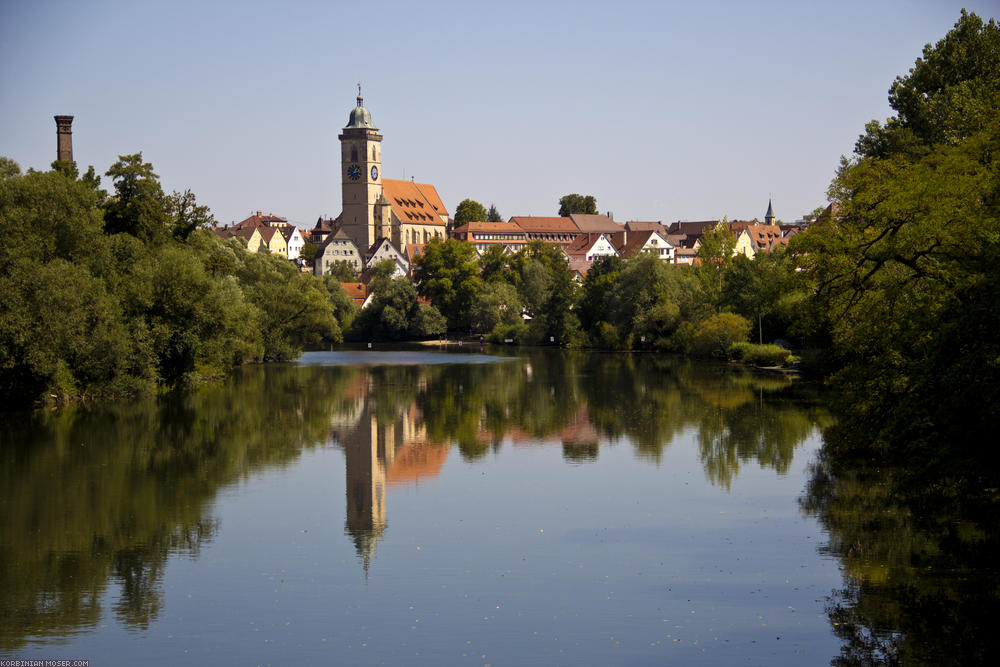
764 198 775 226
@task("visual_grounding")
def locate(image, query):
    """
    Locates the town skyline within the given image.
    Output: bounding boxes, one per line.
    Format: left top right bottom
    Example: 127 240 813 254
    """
2 1 993 227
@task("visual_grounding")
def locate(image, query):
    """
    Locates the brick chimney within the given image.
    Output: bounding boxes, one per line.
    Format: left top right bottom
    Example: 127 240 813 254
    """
54 115 74 163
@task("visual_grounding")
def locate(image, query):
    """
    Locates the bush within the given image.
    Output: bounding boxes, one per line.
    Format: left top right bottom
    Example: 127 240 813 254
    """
487 321 528 344
727 342 793 366
688 313 751 357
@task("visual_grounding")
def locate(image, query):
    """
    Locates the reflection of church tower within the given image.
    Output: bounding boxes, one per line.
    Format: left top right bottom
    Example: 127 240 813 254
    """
339 87 384 254
343 413 397 576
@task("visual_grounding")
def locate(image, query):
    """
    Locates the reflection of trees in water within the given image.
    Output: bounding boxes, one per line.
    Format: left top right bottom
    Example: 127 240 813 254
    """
0 364 356 650
801 450 1000 665
1 351 827 650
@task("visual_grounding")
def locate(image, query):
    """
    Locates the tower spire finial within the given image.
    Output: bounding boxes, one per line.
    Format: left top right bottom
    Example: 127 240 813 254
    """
357 82 363 106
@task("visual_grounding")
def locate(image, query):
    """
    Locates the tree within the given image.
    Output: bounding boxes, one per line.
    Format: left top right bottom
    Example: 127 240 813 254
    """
0 157 20 179
695 220 736 310
324 260 357 281
479 245 517 284
454 198 487 225
354 272 421 341
470 281 522 334
855 10 1000 159
165 189 215 241
721 250 796 344
792 11 1000 494
104 153 170 241
558 193 597 216
412 238 482 330
299 240 319 264
486 204 503 222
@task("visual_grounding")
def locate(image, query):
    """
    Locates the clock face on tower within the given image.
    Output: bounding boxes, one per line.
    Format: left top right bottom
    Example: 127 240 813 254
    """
347 164 361 181
370 166 379 181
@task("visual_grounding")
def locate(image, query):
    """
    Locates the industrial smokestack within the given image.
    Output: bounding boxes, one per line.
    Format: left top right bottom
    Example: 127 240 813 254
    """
54 115 74 164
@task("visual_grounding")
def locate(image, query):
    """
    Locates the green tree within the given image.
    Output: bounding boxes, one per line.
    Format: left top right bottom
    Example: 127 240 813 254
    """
721 250 796 344
354 268 420 341
792 10 1000 493
0 157 20 179
695 220 736 310
412 238 482 330
855 10 1000 159
454 198 487 225
470 281 522 334
103 153 170 241
558 193 597 216
486 203 503 222
299 240 319 264
479 244 517 284
165 189 215 241
324 259 357 281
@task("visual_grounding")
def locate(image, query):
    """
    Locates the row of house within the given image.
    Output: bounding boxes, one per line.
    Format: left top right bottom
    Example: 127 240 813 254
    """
212 202 801 286
211 211 306 262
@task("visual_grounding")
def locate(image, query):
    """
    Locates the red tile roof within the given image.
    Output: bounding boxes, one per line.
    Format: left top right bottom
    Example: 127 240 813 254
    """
382 179 448 225
508 216 579 234
340 282 368 305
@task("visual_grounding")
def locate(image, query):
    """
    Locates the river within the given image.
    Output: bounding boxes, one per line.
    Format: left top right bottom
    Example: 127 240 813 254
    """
3 347 987 665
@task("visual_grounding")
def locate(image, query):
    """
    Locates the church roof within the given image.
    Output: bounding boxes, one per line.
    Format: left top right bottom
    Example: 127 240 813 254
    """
382 179 448 225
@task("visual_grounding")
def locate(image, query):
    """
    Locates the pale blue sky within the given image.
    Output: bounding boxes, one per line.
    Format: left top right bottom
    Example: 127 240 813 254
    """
2 1 995 227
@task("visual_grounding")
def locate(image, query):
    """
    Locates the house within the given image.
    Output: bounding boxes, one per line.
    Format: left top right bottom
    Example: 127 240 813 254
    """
508 216 580 249
450 221 527 254
340 282 369 307
281 226 305 261
212 210 297 259
615 229 675 262
314 229 363 277
310 216 337 245
565 232 620 262
365 238 409 278
257 226 288 256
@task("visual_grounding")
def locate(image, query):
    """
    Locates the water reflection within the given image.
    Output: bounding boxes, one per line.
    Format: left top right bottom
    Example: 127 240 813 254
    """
0 350 824 651
801 449 1000 665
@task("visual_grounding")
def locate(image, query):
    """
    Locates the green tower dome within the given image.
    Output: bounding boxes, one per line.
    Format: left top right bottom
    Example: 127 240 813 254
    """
345 91 376 129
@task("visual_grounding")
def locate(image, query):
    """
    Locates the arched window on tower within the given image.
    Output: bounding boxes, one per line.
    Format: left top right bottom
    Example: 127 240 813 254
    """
372 146 376 160
350 146 358 162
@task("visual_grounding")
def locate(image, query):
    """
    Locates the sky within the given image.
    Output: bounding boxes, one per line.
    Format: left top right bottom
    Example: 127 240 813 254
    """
2 0 996 228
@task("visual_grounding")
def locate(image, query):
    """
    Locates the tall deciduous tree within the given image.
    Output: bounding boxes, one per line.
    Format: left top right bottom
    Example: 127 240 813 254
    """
792 10 1000 488
558 193 597 216
855 10 1000 159
104 153 170 241
454 198 487 225
412 238 482 330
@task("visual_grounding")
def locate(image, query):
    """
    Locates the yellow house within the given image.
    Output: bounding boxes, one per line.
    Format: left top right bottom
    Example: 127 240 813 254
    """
258 226 288 256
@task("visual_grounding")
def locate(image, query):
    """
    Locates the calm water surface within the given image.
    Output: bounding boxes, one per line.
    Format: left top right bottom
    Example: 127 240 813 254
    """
2 349 846 664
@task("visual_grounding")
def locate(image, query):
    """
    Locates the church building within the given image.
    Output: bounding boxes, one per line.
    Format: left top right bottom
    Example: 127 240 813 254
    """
335 90 448 254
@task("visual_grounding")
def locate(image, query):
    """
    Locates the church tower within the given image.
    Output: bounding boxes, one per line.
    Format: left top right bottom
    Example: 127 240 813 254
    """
339 88 384 253
764 199 775 226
